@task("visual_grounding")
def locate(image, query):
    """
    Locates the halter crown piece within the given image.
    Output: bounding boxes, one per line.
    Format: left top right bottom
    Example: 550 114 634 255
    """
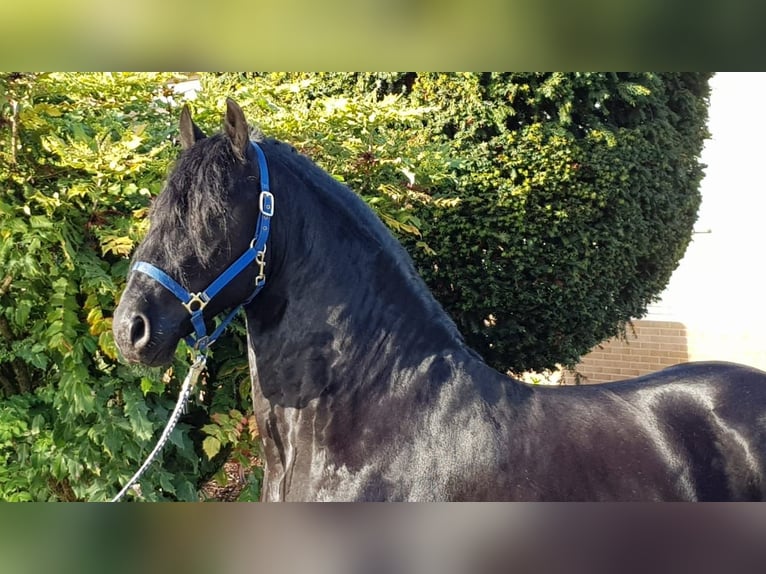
131 141 274 354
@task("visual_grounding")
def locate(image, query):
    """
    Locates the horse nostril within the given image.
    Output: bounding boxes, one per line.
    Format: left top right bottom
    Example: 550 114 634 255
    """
129 313 151 349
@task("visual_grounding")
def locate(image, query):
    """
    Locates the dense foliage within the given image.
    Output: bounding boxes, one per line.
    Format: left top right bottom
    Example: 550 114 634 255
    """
0 73 257 500
0 72 710 500
407 73 710 372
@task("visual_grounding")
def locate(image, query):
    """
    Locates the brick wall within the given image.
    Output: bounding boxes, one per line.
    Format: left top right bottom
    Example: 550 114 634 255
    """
563 320 689 384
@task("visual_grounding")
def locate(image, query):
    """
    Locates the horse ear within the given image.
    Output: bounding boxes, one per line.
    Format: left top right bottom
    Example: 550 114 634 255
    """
224 98 250 162
179 105 206 150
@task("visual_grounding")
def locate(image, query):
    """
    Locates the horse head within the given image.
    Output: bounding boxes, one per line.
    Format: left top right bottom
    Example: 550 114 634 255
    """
113 99 269 366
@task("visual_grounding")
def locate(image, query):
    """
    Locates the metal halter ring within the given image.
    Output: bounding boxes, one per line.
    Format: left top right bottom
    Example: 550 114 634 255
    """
182 292 209 314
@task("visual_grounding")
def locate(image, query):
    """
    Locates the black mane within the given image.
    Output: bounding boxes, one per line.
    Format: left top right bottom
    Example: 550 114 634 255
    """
266 139 404 253
259 137 470 348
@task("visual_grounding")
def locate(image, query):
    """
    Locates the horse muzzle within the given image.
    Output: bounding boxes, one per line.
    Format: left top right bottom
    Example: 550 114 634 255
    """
112 288 186 367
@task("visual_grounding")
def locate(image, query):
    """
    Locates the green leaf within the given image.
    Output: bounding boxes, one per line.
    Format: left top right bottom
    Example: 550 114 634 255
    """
158 471 177 495
173 478 198 502
202 436 221 460
122 387 154 440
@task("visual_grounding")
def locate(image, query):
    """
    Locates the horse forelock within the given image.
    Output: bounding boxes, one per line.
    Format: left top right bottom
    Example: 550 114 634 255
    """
149 134 244 275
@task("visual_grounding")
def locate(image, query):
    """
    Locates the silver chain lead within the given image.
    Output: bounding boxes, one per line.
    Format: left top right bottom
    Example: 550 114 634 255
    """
110 354 207 502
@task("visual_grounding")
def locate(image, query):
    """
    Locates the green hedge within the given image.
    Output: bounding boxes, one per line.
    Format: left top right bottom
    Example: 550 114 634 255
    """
0 72 710 500
0 74 230 500
0 73 455 500
406 73 711 372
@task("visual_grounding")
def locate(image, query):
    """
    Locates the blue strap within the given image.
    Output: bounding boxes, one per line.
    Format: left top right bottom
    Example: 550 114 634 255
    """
190 311 206 343
132 262 194 306
252 141 270 193
202 242 260 301
130 141 273 353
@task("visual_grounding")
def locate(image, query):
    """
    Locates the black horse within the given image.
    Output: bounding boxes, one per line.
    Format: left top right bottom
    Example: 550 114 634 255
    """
113 99 766 501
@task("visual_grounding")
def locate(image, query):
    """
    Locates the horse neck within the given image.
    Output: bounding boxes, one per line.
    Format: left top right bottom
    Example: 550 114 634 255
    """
243 174 468 409
240 169 498 500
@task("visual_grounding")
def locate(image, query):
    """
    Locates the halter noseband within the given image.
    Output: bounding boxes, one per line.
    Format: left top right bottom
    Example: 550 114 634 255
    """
131 141 274 353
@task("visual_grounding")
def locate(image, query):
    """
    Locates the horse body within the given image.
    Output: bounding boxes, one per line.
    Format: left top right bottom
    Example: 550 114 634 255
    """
113 100 766 501
245 273 766 500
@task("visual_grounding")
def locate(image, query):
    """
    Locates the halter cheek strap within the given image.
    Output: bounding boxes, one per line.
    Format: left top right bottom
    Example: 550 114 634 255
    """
131 141 273 353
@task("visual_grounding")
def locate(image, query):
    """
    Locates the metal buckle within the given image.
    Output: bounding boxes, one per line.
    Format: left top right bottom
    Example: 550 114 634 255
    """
259 191 274 217
182 292 209 314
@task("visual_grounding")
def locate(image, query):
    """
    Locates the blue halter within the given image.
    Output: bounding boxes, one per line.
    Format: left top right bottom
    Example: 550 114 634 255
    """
131 141 274 353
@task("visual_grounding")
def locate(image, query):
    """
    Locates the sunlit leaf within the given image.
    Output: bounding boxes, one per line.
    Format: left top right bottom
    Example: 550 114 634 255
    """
202 436 221 460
